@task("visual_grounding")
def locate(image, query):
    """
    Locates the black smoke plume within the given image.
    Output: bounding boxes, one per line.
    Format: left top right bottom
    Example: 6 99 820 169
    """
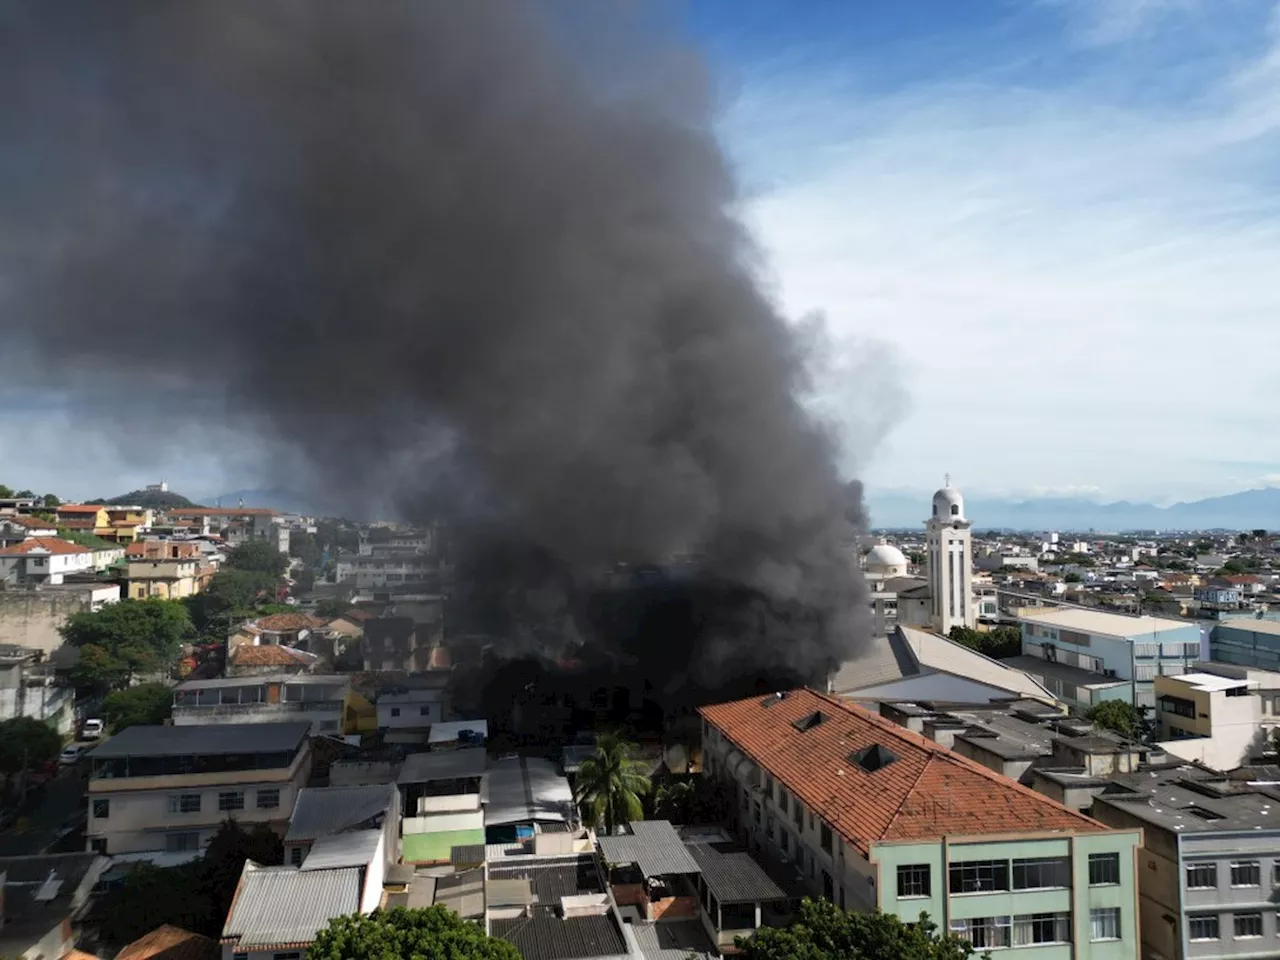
0 1 872 692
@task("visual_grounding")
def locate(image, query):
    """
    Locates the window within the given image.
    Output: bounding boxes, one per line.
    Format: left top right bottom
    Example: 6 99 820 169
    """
1012 857 1070 890
165 831 201 853
290 846 304 866
1089 852 1120 886
168 793 201 814
1012 912 1071 946
273 953 302 960
949 859 1010 894
820 824 832 854
1159 695 1196 718
950 916 1011 950
92 799 109 819
218 791 245 812
1235 913 1263 938
1186 863 1217 889
793 801 803 828
419 705 430 716
390 707 401 717
1090 908 1120 941
1274 862 1280 886
791 711 826 732
897 864 931 899
1232 861 1261 887
1188 915 1219 941
765 774 774 800
233 954 248 960
257 788 280 810
780 831 789 854
779 789 789 815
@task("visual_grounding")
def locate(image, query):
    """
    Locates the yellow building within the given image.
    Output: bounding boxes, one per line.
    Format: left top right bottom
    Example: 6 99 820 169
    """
125 540 205 599
55 504 150 543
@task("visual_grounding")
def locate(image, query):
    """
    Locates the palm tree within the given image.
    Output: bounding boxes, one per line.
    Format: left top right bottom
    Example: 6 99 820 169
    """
573 733 651 835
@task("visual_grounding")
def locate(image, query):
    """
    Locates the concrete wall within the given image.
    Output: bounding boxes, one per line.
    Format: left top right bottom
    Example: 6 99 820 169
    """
0 586 119 653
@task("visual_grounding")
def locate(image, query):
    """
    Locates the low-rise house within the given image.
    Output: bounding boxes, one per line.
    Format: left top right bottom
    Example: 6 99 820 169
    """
115 924 218 960
54 504 111 535
374 674 451 743
398 749 488 864
0 645 75 734
125 541 209 600
254 613 326 648
219 858 375 960
86 722 312 855
0 853 108 960
171 674 367 737
224 643 318 678
283 783 400 868
0 515 57 546
361 617 423 672
1092 767 1280 960
0 538 95 586
701 689 1143 955
1154 664 1280 770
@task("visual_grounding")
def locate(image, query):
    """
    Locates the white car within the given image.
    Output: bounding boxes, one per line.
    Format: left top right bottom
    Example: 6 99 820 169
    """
81 719 104 740
58 745 87 766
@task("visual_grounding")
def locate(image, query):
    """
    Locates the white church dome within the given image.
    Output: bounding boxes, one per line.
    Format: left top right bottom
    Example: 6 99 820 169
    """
932 484 965 521
865 543 908 576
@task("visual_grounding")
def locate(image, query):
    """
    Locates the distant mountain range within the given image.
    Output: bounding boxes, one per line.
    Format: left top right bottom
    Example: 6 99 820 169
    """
867 487 1280 532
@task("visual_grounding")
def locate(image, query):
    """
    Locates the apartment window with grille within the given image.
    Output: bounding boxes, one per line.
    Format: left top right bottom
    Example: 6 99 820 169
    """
949 859 1010 894
290 846 304 866
257 788 280 810
1188 915 1219 941
1089 852 1120 885
1234 913 1263 938
1012 912 1071 946
390 707 401 717
820 824 832 855
419 705 430 716
1186 863 1217 889
949 916 1011 950
1090 908 1120 941
168 794 201 814
165 831 200 853
92 799 109 819
218 791 245 812
897 864 931 899
1012 857 1070 890
1232 861 1261 887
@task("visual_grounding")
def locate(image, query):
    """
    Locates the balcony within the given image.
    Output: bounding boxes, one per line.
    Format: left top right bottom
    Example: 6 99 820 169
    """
172 699 341 720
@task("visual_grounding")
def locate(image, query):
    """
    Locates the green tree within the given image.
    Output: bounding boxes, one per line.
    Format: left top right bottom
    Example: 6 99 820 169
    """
947 626 1020 660
740 900 976 960
0 484 13 498
0 717 61 774
225 540 289 576
70 643 130 694
289 530 321 566
61 598 192 667
309 906 521 960
1086 700 1140 739
14 489 34 498
1063 572 1082 583
574 732 651 835
653 779 697 824
41 493 61 507
316 598 353 618
188 568 280 626
98 862 210 946
200 819 284 924
102 682 173 732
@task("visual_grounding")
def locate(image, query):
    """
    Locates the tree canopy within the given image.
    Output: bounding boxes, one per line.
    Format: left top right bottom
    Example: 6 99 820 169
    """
309 906 521 960
0 717 61 774
62 598 193 692
1086 699 1140 739
574 733 650 834
102 682 173 732
225 539 290 576
947 626 1021 660
740 900 976 960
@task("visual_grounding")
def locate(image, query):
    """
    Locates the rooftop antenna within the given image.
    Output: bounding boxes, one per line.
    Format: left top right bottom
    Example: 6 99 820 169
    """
944 473 951 488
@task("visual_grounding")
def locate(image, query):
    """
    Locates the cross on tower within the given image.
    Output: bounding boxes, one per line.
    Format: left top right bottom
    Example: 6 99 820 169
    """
944 472 951 487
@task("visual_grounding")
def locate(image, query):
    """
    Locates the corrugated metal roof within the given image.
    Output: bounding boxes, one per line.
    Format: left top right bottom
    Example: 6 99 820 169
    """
286 784 396 842
91 722 310 759
299 830 381 871
685 842 794 903
397 747 487 784
485 756 574 826
597 821 700 877
221 863 360 948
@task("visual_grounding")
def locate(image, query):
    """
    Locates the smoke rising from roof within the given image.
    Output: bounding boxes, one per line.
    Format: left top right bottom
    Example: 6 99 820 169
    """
0 1 877 687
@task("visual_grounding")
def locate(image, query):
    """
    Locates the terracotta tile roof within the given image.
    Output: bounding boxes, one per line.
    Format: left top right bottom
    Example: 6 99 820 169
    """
59 520 99 530
0 537 92 556
56 504 104 514
3 515 57 530
229 644 314 668
117 924 219 960
699 689 1104 856
256 613 326 632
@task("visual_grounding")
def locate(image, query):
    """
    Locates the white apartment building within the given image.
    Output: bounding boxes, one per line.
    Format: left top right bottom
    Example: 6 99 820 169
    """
86 722 312 855
1155 664 1280 770
0 538 95 585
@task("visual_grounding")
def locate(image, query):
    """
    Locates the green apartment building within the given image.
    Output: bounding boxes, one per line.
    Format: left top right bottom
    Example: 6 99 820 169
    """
700 689 1142 957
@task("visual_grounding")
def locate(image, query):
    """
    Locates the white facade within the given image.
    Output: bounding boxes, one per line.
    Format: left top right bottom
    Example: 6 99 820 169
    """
377 689 445 729
0 542 95 585
925 483 975 634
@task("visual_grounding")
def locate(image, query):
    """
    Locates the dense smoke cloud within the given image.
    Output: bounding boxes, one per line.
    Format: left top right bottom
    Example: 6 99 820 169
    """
0 1 873 686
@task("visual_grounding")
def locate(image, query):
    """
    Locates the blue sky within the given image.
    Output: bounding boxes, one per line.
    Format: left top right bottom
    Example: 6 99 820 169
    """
3 0 1279 504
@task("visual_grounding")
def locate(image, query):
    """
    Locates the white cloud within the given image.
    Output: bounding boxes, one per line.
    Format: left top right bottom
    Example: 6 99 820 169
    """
1042 0 1207 46
727 6 1280 501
